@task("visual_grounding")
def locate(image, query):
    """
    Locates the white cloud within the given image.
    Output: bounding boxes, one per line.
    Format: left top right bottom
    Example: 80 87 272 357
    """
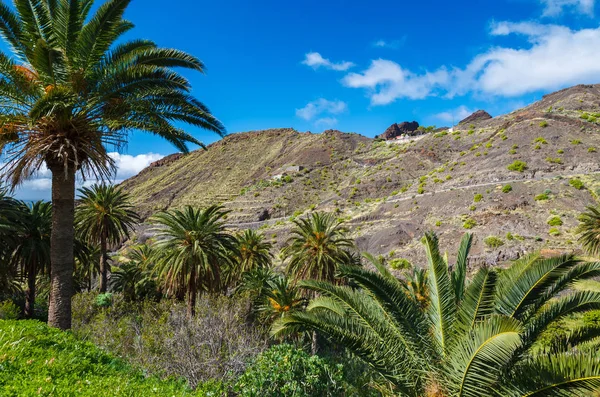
302 52 355 71
315 117 339 127
433 106 474 124
295 98 347 121
342 59 450 104
341 22 600 104
540 0 595 16
4 152 164 202
372 37 406 49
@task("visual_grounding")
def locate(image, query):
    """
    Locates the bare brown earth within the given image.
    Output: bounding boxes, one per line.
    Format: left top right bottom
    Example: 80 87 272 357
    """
120 84 600 271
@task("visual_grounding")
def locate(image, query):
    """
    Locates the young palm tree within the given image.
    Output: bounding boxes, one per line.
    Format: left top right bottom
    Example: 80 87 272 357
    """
75 184 139 292
577 205 600 257
151 205 237 317
8 201 52 318
282 212 355 284
228 229 273 286
259 275 306 323
273 232 600 396
0 0 225 329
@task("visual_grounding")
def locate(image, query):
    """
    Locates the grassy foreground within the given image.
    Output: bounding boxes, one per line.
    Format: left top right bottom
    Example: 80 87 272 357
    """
0 320 207 396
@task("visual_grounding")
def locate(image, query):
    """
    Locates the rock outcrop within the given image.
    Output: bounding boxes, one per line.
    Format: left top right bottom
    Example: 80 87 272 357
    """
458 110 492 125
379 121 420 140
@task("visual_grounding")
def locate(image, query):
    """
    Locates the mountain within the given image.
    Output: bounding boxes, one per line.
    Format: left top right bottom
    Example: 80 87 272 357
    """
121 84 600 267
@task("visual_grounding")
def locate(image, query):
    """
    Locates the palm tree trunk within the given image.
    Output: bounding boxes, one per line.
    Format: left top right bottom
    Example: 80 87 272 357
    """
187 270 196 318
311 330 319 355
47 166 75 330
99 229 108 293
24 266 36 319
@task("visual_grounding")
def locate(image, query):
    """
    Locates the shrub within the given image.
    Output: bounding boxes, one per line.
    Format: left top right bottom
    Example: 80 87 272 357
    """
473 193 483 203
389 258 411 270
547 216 563 226
484 236 505 248
469 205 476 211
506 232 514 241
0 300 20 319
589 147 597 153
571 139 581 145
507 161 527 172
502 184 513 193
462 218 477 229
557 149 564 154
95 293 113 308
234 344 345 397
546 157 562 164
535 193 550 201
549 228 561 236
569 179 585 190
533 137 548 144
539 121 548 128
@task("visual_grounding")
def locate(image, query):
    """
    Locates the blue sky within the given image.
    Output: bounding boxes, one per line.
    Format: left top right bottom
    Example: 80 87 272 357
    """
8 0 600 199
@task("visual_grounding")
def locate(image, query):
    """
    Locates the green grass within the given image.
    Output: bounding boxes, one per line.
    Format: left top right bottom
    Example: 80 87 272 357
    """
0 320 209 396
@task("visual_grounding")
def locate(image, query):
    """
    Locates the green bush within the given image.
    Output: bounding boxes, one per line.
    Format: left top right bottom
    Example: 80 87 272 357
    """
535 193 550 201
234 344 345 397
539 121 548 128
545 157 562 164
502 184 513 193
547 216 563 226
484 236 504 249
389 258 411 270
533 137 548 144
549 228 561 236
507 160 527 172
473 193 483 203
0 300 20 319
95 293 113 308
0 320 207 396
462 218 477 229
569 179 585 190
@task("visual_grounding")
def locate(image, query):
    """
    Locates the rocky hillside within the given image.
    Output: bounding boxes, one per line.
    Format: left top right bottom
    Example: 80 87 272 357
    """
121 84 600 268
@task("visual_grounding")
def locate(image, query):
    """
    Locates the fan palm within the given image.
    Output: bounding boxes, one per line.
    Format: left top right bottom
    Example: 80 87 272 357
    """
151 205 237 317
0 0 225 329
7 201 51 318
274 232 600 396
577 205 600 257
75 183 139 292
282 212 355 284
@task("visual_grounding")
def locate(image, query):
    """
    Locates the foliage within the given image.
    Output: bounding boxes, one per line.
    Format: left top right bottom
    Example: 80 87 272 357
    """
273 232 600 395
502 184 513 193
0 299 20 319
389 258 411 270
569 178 585 190
577 205 600 256
72 292 267 389
534 193 549 201
473 193 483 203
0 320 209 396
462 217 477 229
547 216 563 226
507 161 528 172
538 121 548 128
234 344 345 397
230 229 273 285
484 236 505 248
95 293 113 308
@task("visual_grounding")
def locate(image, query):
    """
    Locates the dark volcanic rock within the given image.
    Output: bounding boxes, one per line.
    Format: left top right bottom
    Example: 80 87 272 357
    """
380 121 420 140
458 110 492 125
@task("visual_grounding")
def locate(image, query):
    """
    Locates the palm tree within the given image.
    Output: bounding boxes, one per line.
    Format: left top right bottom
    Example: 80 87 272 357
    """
8 201 52 318
282 212 355 284
151 205 237 317
73 239 100 292
259 275 306 323
75 184 139 292
0 1 225 329
228 229 273 286
273 232 600 396
577 205 600 257
111 244 158 301
0 190 21 298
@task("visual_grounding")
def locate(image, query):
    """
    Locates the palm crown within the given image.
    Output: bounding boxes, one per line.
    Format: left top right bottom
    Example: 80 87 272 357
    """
273 232 600 396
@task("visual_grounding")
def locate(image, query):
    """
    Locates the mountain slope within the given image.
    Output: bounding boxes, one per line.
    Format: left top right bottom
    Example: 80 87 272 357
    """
121 84 600 267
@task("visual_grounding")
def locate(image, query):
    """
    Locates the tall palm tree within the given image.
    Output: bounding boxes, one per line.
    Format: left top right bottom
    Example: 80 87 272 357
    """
273 232 600 396
282 212 355 284
577 205 600 257
75 183 139 292
0 0 225 329
9 201 52 318
151 205 237 317
228 229 273 286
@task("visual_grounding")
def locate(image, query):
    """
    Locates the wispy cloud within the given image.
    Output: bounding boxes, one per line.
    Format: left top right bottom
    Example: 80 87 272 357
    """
540 0 595 16
315 117 339 127
340 22 600 105
296 98 348 121
302 52 355 71
372 37 407 49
